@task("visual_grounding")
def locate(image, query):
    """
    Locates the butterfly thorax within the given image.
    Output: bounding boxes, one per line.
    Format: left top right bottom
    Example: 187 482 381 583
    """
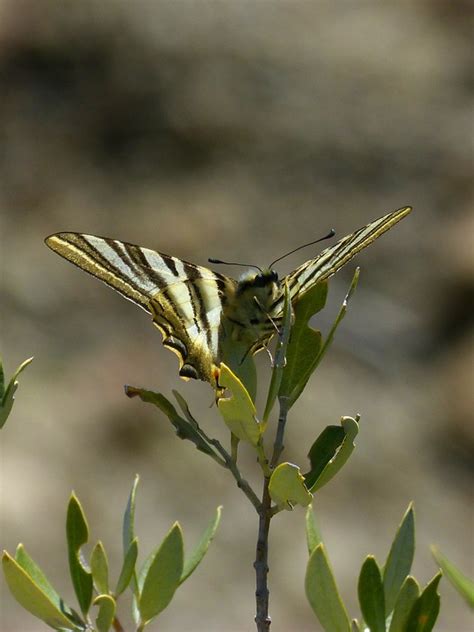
223 269 282 346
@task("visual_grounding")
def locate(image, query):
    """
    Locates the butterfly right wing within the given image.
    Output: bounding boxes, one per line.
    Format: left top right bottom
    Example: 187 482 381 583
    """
272 206 412 314
45 232 236 386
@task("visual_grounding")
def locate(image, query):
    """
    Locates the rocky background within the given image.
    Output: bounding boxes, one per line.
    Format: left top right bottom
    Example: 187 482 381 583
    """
1 2 472 630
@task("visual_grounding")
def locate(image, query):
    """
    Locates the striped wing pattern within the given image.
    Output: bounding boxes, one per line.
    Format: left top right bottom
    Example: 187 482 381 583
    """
45 233 235 385
271 206 412 314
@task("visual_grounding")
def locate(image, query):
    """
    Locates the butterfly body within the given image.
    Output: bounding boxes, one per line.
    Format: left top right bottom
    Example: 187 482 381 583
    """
45 206 411 391
225 269 281 339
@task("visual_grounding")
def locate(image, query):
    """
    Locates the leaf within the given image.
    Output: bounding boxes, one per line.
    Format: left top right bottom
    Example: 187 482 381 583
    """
115 538 138 597
309 416 359 493
303 425 345 490
14 545 67 613
66 493 93 616
305 544 351 632
93 594 116 632
281 269 359 408
389 576 420 632
263 283 292 424
358 556 385 632
279 282 327 407
405 573 442 632
316 268 359 365
123 475 139 554
305 504 323 554
431 546 474 607
0 356 33 428
0 356 4 398
90 541 109 595
125 386 218 458
2 550 82 630
217 364 261 446
219 336 257 402
123 475 139 598
173 390 200 427
268 462 312 510
138 523 184 624
383 504 415 615
180 506 222 584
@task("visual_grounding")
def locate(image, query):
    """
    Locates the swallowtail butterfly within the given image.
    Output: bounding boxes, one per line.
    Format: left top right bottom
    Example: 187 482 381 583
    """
46 206 411 390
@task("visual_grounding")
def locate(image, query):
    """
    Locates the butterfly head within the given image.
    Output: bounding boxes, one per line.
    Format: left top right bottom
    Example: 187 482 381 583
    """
237 268 280 295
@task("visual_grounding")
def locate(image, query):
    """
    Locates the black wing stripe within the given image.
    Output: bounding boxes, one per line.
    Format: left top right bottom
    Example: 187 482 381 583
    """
163 256 179 277
124 243 169 291
183 262 213 349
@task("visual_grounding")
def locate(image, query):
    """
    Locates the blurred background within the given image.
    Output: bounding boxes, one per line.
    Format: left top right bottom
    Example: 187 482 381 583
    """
1 1 472 630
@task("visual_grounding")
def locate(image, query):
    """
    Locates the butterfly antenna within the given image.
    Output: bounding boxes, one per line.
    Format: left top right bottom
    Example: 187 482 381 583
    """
268 229 336 269
208 258 262 273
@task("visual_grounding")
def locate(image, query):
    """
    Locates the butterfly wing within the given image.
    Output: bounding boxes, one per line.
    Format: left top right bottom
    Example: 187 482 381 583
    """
271 206 412 314
45 232 236 386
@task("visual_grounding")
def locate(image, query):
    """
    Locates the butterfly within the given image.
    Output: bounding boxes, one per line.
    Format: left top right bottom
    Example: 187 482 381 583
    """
45 206 411 391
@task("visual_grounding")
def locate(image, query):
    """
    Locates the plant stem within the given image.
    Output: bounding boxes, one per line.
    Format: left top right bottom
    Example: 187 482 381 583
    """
254 395 290 630
112 615 126 632
208 437 262 511
254 477 272 632
270 396 289 469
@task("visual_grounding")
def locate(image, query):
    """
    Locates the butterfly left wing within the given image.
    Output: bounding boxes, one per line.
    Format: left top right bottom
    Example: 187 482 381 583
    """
271 206 412 314
45 232 235 387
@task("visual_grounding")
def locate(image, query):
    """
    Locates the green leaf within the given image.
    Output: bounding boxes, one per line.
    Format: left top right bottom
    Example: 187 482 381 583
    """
309 416 359 493
219 336 257 402
389 576 420 632
268 462 312 510
305 504 323 554
125 386 218 458
14 545 67 613
93 594 116 632
431 546 474 607
217 363 261 446
0 356 5 398
123 475 139 598
180 506 222 584
405 573 441 632
0 356 33 428
115 538 138 597
123 475 139 554
263 283 292 424
304 425 345 490
138 523 184 624
90 541 109 595
279 282 327 407
317 268 359 363
281 269 359 408
358 556 385 632
173 390 200 427
383 503 415 615
305 544 351 632
66 493 93 616
2 550 82 630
